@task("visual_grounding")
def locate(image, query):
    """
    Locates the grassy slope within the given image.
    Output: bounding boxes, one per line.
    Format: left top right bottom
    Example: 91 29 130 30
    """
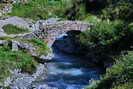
0 46 37 82
0 37 49 83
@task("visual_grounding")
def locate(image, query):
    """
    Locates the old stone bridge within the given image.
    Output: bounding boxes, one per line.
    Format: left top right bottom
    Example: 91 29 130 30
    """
33 21 91 47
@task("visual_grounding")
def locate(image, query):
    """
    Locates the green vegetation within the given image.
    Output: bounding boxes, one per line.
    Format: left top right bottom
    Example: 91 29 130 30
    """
86 51 133 89
2 24 30 34
27 38 50 55
101 0 133 22
0 46 38 82
0 37 49 82
79 20 133 89
79 20 133 53
65 0 133 22
9 0 72 20
0 37 49 55
83 14 101 23
0 0 133 88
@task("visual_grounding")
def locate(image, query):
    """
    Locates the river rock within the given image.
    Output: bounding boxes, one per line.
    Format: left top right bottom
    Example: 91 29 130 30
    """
40 53 54 62
31 18 60 32
12 40 19 51
18 41 36 52
1 4 12 13
0 40 8 45
2 64 48 89
31 84 58 89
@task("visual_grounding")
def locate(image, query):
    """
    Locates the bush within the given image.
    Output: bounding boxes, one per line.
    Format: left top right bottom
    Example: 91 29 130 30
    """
86 51 133 89
83 14 101 23
79 20 133 53
69 0 133 21
29 38 50 55
101 0 133 22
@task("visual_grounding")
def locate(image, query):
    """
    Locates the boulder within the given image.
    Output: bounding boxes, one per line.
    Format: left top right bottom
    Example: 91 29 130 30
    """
0 40 8 45
12 40 19 51
40 53 54 62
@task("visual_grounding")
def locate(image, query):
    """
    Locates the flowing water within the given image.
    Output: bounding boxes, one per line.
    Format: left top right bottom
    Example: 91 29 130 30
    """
34 35 102 89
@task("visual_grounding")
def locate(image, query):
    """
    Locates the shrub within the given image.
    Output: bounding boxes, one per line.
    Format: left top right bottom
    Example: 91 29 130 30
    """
83 14 101 23
69 0 133 21
86 51 133 89
2 24 30 34
101 0 133 22
79 20 133 53
28 38 50 55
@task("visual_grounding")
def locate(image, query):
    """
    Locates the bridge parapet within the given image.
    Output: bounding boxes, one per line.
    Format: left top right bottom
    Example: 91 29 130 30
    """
33 21 91 47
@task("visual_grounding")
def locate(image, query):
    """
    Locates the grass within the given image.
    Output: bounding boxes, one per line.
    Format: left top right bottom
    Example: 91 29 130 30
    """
0 46 38 83
0 37 49 83
0 36 50 55
9 0 72 20
2 24 30 34
28 38 50 55
83 14 101 23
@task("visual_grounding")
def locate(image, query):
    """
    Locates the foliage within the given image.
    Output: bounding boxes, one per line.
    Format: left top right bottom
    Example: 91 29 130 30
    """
86 51 133 89
80 20 133 89
2 24 30 34
28 38 50 55
66 0 133 21
83 14 101 23
79 20 133 54
101 0 133 22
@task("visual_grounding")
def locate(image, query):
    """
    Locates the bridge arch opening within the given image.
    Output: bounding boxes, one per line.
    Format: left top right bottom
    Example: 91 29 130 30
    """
52 30 82 53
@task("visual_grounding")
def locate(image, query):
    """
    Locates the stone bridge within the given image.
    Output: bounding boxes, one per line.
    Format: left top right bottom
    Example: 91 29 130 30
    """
33 21 91 47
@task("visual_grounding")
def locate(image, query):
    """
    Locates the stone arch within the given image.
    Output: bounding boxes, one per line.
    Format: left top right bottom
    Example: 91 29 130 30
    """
45 30 83 48
52 30 82 53
35 21 91 47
